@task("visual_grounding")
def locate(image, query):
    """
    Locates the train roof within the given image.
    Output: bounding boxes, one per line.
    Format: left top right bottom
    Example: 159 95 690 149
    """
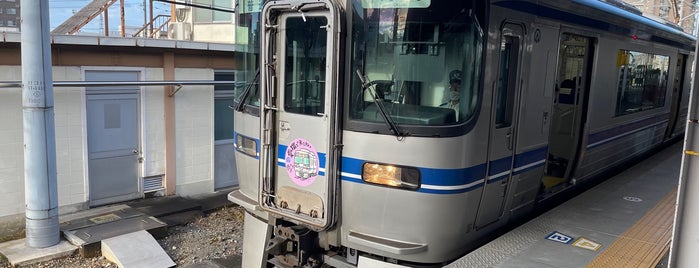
493 0 696 51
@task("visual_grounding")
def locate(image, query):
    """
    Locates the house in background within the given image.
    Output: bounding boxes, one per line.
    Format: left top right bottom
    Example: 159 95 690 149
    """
624 0 698 34
0 0 20 32
168 0 236 43
0 33 241 238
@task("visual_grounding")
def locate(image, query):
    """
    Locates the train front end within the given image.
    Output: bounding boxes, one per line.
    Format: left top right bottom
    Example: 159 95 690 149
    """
230 0 488 267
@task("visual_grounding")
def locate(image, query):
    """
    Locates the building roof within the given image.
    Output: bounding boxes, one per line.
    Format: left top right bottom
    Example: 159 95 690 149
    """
0 31 241 52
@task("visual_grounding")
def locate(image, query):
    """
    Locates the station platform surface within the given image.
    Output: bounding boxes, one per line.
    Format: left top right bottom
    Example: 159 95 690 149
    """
448 141 682 268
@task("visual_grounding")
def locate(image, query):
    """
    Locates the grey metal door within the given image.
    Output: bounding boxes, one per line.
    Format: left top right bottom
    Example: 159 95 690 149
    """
87 94 140 206
476 23 524 228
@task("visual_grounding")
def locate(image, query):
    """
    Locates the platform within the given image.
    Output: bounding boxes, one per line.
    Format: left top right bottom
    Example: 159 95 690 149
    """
448 142 682 268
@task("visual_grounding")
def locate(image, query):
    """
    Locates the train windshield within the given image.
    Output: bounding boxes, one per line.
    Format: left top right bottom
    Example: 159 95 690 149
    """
349 0 483 131
233 5 263 113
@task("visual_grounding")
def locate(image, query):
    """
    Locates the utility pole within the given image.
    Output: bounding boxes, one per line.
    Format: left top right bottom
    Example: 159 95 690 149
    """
120 0 125 37
143 0 148 37
20 0 60 248
668 22 699 267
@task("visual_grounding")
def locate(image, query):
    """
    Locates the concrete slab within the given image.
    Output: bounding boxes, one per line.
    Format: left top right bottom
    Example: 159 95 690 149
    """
63 215 167 257
0 239 77 267
101 230 175 268
60 204 131 224
60 207 144 232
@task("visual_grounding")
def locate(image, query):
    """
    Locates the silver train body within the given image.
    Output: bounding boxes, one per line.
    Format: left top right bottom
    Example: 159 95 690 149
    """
229 0 695 267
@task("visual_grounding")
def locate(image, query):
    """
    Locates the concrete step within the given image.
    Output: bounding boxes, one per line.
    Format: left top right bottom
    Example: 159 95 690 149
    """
0 239 77 267
101 230 175 268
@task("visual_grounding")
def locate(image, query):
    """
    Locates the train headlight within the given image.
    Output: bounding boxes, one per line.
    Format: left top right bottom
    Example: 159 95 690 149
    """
362 162 420 190
235 134 258 158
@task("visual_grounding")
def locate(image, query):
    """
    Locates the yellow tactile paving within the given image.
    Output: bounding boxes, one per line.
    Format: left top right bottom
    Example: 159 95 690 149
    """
587 189 676 268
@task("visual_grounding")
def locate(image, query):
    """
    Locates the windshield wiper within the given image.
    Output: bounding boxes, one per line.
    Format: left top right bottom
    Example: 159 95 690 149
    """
355 69 405 139
234 68 260 112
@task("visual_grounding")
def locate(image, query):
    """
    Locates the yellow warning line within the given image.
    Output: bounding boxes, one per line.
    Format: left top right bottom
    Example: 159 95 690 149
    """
586 189 676 268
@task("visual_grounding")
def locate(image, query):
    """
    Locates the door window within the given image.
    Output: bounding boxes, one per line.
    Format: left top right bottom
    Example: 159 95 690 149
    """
283 16 328 116
495 35 520 128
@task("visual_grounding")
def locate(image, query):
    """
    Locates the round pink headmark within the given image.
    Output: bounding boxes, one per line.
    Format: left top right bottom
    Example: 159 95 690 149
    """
284 138 320 187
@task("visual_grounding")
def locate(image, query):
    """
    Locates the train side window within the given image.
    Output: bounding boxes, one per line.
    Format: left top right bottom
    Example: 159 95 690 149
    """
615 50 669 116
495 35 519 128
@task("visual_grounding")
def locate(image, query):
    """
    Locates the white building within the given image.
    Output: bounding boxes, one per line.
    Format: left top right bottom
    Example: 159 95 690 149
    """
168 0 236 43
0 33 241 238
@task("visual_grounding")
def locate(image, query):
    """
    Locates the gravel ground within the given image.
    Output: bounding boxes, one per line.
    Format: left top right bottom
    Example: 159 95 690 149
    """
0 205 245 268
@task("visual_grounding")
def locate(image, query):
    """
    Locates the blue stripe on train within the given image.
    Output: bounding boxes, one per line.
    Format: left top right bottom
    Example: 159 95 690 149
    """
278 144 327 176
341 146 547 194
234 131 547 195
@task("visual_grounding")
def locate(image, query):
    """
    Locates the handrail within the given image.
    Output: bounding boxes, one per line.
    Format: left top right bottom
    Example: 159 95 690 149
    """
0 80 240 88
150 21 169 38
133 15 172 38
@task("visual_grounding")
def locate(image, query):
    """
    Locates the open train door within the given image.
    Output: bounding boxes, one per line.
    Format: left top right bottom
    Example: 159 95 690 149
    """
258 0 341 230
543 33 594 193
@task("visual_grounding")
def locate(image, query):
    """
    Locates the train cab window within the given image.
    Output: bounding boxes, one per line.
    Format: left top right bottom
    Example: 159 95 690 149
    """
283 16 327 116
233 9 262 114
348 0 483 135
615 50 669 116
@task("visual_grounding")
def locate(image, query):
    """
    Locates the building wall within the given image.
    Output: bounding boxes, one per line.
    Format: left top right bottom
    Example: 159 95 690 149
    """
174 68 215 196
144 68 167 178
53 66 87 212
0 65 219 217
0 66 22 218
0 36 239 236
0 66 87 218
192 24 236 44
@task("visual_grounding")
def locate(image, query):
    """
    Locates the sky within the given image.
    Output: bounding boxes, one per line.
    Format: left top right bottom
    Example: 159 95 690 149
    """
48 0 170 34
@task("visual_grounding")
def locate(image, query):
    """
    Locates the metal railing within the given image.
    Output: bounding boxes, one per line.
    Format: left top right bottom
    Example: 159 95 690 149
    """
133 15 172 38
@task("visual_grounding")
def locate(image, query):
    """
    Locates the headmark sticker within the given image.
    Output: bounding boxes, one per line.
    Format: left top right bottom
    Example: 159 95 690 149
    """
545 231 574 244
285 138 320 187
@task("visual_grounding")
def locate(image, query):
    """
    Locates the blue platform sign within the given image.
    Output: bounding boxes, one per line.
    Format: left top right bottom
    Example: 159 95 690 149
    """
545 231 574 244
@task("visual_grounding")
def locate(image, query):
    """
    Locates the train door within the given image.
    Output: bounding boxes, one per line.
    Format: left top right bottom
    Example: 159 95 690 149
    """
476 23 524 228
258 1 340 230
543 33 594 191
666 53 688 139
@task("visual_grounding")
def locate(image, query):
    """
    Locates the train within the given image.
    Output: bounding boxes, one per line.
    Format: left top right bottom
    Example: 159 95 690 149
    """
227 0 696 267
